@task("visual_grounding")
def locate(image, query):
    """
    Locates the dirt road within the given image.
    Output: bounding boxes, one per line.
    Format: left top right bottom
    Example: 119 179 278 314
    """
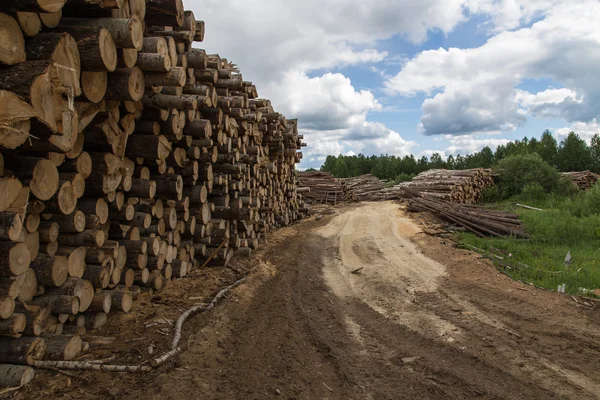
24 201 600 399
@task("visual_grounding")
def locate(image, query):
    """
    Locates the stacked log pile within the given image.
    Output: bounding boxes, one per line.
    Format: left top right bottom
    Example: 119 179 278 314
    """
339 174 400 201
0 0 307 377
560 171 599 190
399 169 495 204
297 171 344 204
403 188 527 238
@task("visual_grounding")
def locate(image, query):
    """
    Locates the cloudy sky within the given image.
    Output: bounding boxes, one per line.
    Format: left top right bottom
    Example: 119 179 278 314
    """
187 0 600 169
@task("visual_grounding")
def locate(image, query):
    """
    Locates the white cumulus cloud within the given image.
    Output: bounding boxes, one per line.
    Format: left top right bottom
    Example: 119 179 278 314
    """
386 1 600 136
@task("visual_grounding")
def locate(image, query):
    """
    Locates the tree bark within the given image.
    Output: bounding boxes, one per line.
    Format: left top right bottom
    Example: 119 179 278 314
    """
0 212 24 241
57 26 117 72
0 0 66 13
0 313 26 337
0 364 35 387
0 336 47 365
0 242 31 277
136 53 171 72
145 0 184 27
105 67 144 101
88 292 111 313
4 156 59 201
42 334 82 361
29 254 68 287
59 17 143 50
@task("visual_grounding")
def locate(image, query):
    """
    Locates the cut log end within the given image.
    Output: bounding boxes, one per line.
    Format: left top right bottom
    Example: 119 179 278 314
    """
0 13 26 65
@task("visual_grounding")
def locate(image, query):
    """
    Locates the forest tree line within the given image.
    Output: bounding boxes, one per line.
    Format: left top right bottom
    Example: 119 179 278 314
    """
318 131 600 182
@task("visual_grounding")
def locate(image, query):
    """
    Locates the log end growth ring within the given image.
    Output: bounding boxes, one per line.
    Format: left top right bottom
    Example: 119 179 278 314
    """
0 13 26 65
128 67 145 101
40 0 67 13
99 28 118 72
82 71 108 104
31 159 59 201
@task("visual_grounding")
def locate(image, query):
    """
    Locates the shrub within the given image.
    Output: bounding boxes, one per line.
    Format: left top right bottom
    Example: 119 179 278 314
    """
494 153 563 198
392 173 413 185
481 186 501 203
520 182 547 202
567 183 600 217
556 177 580 197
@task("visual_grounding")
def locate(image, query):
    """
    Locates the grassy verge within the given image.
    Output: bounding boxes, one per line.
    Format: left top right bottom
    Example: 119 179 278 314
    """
457 187 600 296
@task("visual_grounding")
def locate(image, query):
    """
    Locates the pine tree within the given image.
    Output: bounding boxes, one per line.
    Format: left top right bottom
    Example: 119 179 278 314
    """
589 134 600 173
536 130 559 166
557 132 592 171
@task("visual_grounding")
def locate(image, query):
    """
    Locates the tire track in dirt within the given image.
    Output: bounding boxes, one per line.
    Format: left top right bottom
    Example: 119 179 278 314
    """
112 201 600 400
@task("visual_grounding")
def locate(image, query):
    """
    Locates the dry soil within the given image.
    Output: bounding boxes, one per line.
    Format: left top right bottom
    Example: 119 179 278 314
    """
18 201 600 400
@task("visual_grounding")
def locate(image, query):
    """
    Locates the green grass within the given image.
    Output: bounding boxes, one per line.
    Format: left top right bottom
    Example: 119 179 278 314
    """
457 186 600 296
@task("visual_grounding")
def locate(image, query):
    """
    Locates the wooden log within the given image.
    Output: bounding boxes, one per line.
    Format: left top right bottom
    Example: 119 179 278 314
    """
39 241 58 257
142 93 196 110
43 334 82 361
59 17 143 50
37 221 59 243
61 325 85 335
0 314 26 337
0 242 31 277
0 364 35 387
0 212 23 241
0 1 66 13
56 26 117 72
23 232 39 261
43 210 85 233
145 269 162 290
39 10 62 28
4 156 58 201
136 52 171 72
119 48 138 68
54 246 86 278
103 290 131 312
145 0 184 27
81 70 108 103
88 292 111 314
60 151 92 178
77 197 109 224
28 295 79 315
25 32 82 97
118 268 134 287
144 67 186 87
105 67 144 101
82 265 110 289
29 254 68 287
83 312 107 330
46 181 77 215
0 62 74 141
12 302 49 336
125 134 171 160
0 179 23 213
0 13 26 65
15 11 41 37
128 179 156 199
0 296 15 319
0 336 47 365
0 277 22 300
57 230 104 247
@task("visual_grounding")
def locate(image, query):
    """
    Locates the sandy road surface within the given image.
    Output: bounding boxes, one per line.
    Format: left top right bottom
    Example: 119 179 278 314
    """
23 201 600 400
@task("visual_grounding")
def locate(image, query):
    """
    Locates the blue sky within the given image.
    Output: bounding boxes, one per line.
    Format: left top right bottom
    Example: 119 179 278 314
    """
187 0 600 169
